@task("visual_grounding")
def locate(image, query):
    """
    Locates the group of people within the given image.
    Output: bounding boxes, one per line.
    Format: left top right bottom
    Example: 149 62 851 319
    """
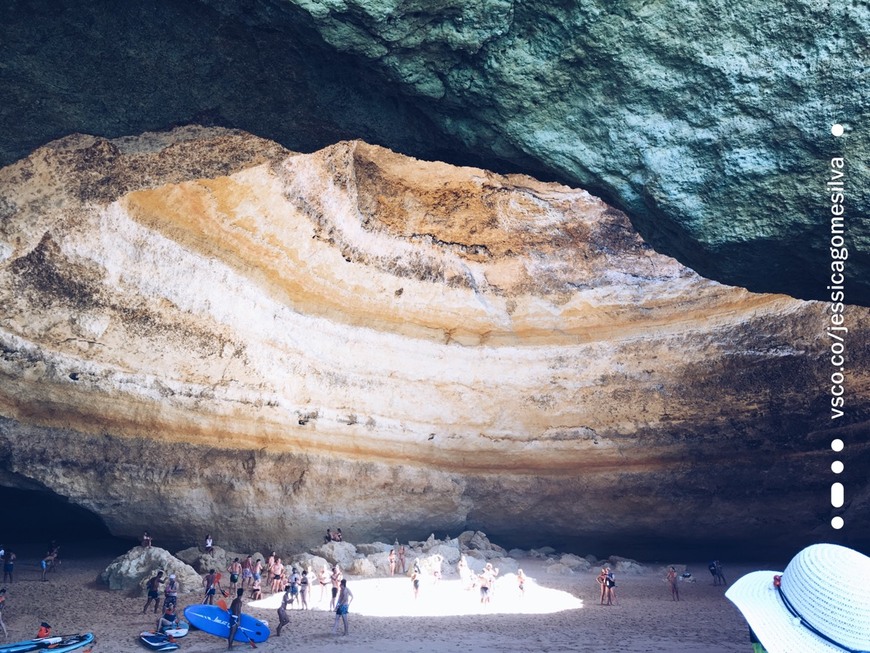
596 566 618 605
0 542 60 584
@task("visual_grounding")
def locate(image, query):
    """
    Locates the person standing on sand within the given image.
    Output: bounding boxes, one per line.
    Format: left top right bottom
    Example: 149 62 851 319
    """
596 567 607 604
666 566 680 601
331 579 353 636
398 545 406 574
40 551 57 582
300 569 310 610
241 555 253 589
227 558 242 591
411 560 422 599
0 587 7 639
163 573 178 610
319 565 329 603
479 563 498 605
714 560 727 586
389 549 396 576
270 557 285 594
517 569 527 596
604 567 618 606
227 588 244 649
276 584 291 636
2 551 14 583
330 565 343 610
143 570 164 613
203 569 221 605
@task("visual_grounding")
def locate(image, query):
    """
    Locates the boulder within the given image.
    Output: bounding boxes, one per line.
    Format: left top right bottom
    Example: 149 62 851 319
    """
348 557 377 577
100 546 200 595
312 542 358 569
289 553 330 575
560 554 591 571
546 563 574 576
355 542 393 555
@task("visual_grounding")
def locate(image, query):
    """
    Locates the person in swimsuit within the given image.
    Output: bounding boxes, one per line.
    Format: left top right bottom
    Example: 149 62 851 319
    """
330 565 342 610
604 567 617 605
163 573 178 610
156 604 178 634
227 588 244 649
270 558 285 593
288 568 300 608
299 569 310 610
596 567 608 604
276 584 291 636
331 579 353 636
667 566 680 601
412 560 422 599
249 575 262 600
143 570 164 613
203 569 220 605
142 532 152 548
398 546 406 574
389 549 396 576
241 556 253 588
318 565 329 603
517 568 527 596
227 558 242 591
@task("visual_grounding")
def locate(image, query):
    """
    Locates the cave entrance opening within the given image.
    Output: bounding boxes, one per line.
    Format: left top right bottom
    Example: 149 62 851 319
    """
0 486 136 558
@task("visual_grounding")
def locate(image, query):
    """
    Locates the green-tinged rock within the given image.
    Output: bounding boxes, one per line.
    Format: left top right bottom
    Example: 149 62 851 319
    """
285 0 870 304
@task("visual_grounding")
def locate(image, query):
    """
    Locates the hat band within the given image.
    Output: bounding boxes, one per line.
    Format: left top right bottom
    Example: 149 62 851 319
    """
775 576 869 653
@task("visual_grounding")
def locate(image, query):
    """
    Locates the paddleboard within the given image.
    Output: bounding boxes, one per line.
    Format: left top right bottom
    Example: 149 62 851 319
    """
159 621 189 638
138 632 179 652
184 604 270 643
0 632 95 653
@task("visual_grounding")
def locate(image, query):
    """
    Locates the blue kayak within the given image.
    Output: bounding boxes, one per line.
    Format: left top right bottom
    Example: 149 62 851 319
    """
0 633 95 653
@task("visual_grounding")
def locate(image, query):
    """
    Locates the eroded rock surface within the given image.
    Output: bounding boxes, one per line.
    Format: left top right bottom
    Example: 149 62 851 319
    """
0 127 868 557
2 1 867 302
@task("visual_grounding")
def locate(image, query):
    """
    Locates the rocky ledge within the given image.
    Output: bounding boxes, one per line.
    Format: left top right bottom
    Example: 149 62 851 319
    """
0 127 867 557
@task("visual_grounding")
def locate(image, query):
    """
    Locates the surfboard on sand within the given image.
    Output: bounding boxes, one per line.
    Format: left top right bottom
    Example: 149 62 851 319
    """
183 605 270 643
0 633 95 653
138 632 179 652
158 621 189 638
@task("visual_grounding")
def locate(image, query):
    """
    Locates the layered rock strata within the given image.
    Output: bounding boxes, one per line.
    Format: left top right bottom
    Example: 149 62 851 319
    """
0 127 868 557
3 1 868 303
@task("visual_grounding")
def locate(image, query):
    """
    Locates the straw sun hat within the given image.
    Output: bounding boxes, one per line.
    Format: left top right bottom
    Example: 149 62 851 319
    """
725 543 870 653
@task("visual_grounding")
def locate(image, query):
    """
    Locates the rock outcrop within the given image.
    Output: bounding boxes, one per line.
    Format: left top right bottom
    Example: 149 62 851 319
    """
2 1 867 302
0 127 868 558
100 546 201 595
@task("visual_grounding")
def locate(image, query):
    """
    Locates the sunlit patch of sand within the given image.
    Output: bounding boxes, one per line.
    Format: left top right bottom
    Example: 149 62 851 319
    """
249 574 583 617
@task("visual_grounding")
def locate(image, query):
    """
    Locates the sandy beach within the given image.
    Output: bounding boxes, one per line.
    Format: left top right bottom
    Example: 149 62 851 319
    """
0 546 762 653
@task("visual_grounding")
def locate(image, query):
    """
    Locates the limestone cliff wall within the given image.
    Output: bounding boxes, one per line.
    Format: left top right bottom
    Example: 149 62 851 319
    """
0 127 867 555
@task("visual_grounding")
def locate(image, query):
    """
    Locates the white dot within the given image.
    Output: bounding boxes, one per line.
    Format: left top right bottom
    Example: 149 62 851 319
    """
831 516 844 529
832 460 844 474
832 439 844 452
831 124 844 137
